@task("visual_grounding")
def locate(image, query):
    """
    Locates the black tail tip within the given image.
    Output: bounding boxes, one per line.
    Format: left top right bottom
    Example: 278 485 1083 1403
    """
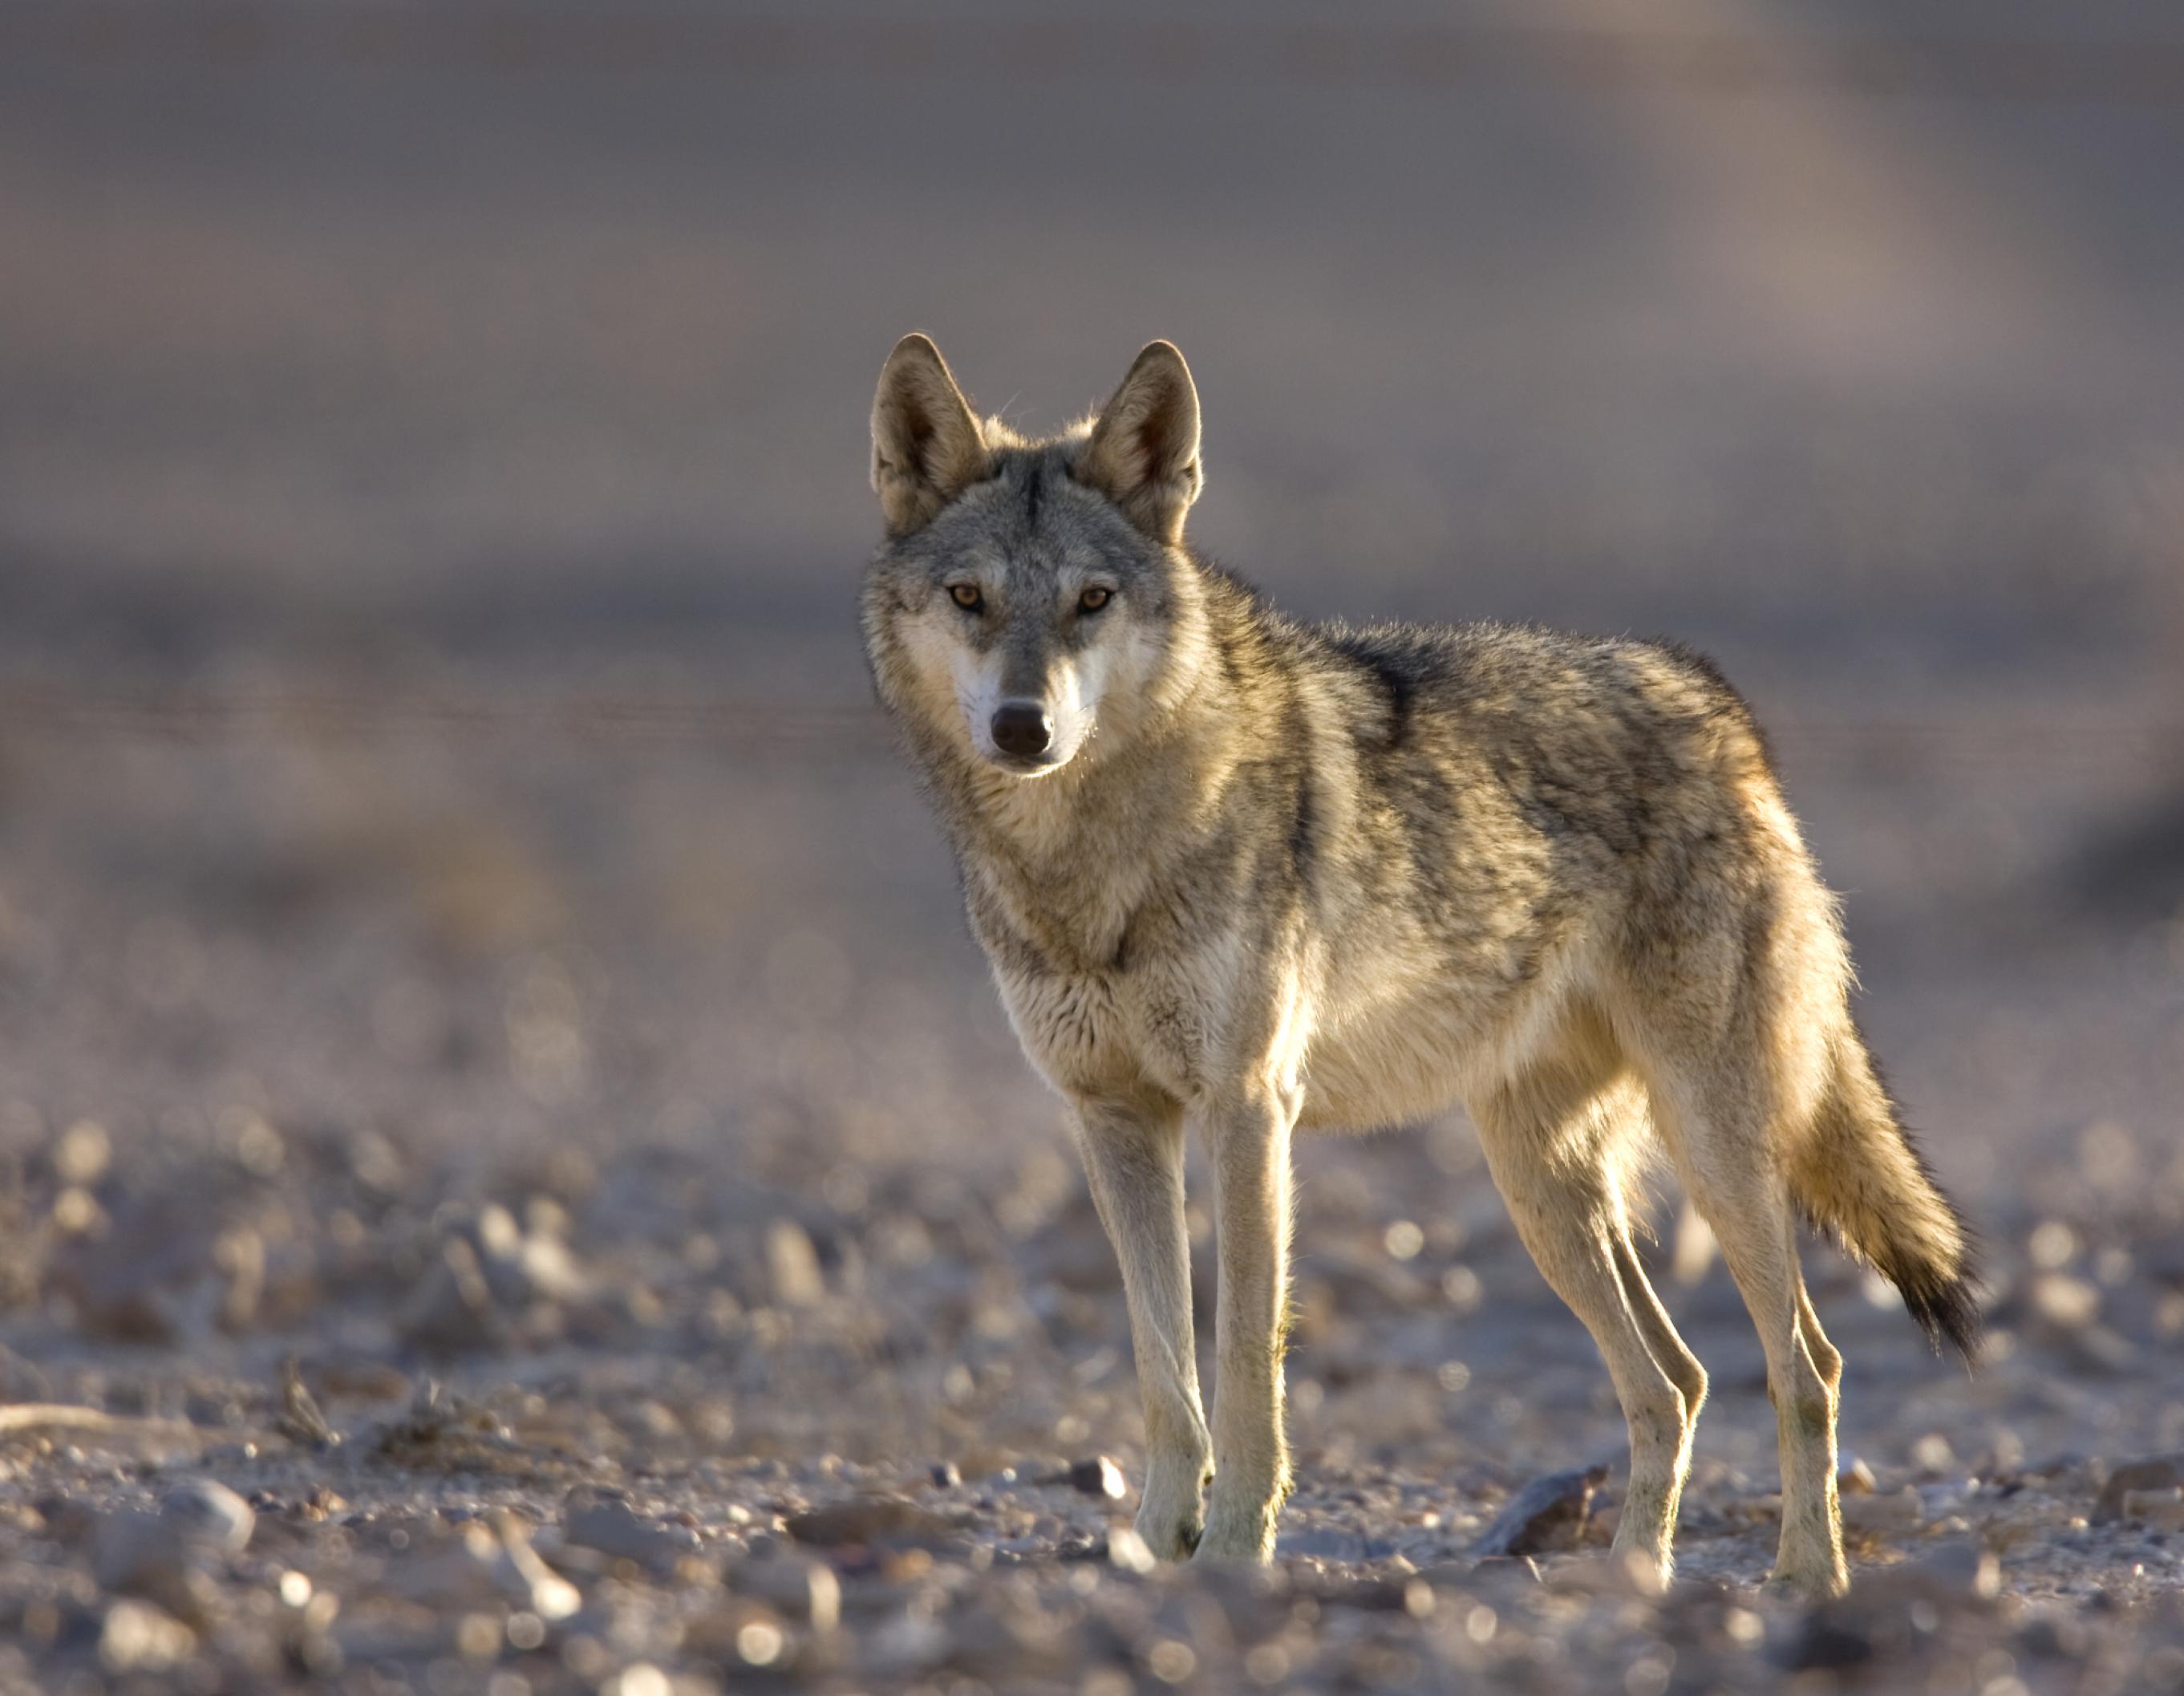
1903 1272 1983 1365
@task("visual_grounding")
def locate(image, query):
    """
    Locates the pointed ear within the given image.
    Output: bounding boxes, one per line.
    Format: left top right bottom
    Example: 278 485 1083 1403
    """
871 334 990 537
1076 341 1202 546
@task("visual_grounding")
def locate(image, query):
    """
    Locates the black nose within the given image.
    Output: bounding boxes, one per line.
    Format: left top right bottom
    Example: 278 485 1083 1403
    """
990 701 1054 758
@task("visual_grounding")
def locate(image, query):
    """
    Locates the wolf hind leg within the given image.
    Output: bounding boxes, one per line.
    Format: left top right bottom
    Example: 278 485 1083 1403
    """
1472 1063 1703 1584
1647 1057 1848 1597
1609 1233 1709 1423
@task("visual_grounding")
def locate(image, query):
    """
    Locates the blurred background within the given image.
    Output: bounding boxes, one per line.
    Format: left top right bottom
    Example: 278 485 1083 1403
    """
2 0 2183 1491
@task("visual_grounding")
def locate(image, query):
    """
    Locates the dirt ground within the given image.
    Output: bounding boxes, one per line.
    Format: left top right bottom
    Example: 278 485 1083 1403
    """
0 693 2179 1695
4 2 2184 1692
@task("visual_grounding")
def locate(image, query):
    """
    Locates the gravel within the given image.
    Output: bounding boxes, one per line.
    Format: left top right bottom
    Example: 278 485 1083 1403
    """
0 693 2178 1692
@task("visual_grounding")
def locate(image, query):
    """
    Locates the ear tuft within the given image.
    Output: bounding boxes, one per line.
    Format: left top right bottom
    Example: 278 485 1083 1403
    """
871 334 990 537
1076 341 1202 546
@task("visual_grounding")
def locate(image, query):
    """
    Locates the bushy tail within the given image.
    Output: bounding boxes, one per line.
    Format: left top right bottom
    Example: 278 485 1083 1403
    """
1791 1025 1980 1361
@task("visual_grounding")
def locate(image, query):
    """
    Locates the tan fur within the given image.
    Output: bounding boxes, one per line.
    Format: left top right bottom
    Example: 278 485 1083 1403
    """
863 338 1978 1595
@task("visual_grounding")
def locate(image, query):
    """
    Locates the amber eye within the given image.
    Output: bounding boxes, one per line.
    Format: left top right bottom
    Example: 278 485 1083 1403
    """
948 583 983 611
1078 586 1113 613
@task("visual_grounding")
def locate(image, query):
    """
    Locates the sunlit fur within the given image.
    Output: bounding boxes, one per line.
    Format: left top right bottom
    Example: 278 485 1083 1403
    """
864 335 1979 1595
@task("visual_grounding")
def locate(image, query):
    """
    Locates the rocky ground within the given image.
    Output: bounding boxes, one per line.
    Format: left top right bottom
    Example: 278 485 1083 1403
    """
0 700 2181 1696
0 1100 2182 1696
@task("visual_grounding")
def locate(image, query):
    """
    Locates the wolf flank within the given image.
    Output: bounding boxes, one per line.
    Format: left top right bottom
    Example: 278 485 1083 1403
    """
861 334 1977 1595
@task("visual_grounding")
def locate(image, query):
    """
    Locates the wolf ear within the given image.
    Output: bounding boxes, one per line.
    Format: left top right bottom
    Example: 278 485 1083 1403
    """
1077 341 1202 546
871 334 990 537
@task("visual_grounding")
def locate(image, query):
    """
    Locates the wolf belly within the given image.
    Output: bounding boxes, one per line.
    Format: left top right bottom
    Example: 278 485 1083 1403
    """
1294 923 1604 1134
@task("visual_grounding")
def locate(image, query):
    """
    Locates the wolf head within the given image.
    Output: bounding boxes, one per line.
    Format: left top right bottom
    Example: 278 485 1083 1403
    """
862 335 1212 779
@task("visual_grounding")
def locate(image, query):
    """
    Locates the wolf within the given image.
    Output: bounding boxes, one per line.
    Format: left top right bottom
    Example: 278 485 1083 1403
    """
861 333 1977 1596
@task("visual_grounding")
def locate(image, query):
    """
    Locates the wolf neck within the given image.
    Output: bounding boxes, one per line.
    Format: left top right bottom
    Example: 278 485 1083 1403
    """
953 742 1207 978
943 582 1244 968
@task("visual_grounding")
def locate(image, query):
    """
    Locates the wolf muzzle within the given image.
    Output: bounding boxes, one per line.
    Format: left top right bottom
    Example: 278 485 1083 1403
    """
990 700 1055 760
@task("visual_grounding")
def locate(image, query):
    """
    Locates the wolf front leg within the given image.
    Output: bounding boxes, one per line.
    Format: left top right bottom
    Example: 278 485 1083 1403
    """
1072 1090 1213 1560
1194 1087 1297 1563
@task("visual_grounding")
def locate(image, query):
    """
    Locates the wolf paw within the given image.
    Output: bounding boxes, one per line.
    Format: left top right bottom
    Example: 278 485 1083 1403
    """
1761 1562 1850 1601
1134 1510 1202 1562
1133 1465 1209 1562
1190 1510 1277 1565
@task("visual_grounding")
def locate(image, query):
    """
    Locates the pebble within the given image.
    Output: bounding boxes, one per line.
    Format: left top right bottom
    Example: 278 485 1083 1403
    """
1471 1465 1606 1557
160 1479 254 1556
1107 1527 1158 1573
1068 1455 1127 1499
99 1599 197 1673
785 1496 960 1551
562 1495 700 1569
766 1220 827 1309
2096 1455 2184 1523
496 1518 584 1620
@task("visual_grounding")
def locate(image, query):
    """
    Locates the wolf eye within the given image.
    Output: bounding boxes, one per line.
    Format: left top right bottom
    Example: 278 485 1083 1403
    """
1078 586 1113 613
948 583 983 611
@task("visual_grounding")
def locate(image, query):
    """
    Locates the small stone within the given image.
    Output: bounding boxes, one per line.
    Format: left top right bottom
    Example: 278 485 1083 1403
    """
213 1225 265 1332
786 1495 958 1551
612 1661 674 1696
930 1461 962 1489
2095 1455 2184 1523
2029 1273 2100 1326
1107 1526 1157 1573
160 1479 254 1556
1839 1457 1877 1495
1471 1464 1607 1557
766 1220 826 1309
99 1599 196 1673
805 1561 841 1632
1068 1455 1127 1499
562 1495 699 1570
496 1514 582 1620
55 1120 112 1187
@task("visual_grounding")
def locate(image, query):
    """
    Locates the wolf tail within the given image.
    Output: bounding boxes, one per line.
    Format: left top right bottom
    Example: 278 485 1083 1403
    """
1789 1026 1980 1361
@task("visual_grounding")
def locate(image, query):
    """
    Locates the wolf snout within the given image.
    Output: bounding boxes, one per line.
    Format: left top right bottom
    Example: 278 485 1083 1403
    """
990 701 1054 759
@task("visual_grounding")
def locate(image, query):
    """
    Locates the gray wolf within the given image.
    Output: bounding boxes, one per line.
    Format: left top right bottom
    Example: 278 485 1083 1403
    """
861 334 1977 1596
